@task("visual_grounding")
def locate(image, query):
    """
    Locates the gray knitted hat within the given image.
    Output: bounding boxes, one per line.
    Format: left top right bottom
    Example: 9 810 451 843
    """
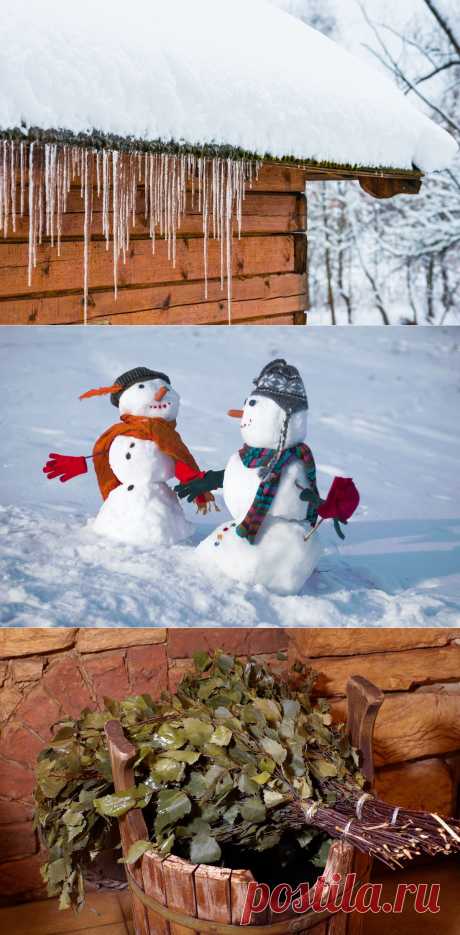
252 359 308 414
111 367 171 407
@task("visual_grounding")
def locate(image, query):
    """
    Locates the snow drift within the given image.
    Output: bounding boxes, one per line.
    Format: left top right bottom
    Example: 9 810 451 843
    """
0 0 456 172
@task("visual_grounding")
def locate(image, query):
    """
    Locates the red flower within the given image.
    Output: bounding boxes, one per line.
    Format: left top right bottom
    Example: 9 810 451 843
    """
318 477 360 522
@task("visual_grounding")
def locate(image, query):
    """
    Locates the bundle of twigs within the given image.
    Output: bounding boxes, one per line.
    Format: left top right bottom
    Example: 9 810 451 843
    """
216 777 460 870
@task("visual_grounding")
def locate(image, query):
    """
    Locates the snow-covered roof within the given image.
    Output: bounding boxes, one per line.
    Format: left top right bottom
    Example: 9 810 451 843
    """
1 0 457 173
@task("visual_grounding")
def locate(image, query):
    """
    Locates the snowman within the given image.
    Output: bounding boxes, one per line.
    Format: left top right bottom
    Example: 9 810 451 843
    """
43 367 215 547
175 359 322 595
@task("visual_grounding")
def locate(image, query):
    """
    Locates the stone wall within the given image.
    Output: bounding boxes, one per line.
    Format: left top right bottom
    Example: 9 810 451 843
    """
0 626 459 905
0 627 287 904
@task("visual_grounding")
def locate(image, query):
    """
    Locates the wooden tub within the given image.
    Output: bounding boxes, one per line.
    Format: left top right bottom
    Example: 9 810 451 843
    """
105 675 383 933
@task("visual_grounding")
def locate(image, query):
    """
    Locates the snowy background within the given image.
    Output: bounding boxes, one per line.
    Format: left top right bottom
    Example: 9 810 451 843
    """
1 326 459 628
273 0 460 325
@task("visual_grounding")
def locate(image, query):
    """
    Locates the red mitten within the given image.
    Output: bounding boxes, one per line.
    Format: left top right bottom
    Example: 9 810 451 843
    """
43 453 88 483
317 477 360 522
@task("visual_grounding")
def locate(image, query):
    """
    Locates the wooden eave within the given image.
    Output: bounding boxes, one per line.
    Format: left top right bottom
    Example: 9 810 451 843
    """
264 160 424 199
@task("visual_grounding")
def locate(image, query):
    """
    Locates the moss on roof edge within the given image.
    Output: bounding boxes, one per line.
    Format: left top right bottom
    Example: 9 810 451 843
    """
0 126 422 178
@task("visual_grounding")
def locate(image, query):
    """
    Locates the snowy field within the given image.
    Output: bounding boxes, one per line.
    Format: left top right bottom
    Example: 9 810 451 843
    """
0 326 459 628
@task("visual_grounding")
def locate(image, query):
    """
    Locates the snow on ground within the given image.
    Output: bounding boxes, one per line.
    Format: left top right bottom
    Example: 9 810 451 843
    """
1 0 456 172
0 326 459 627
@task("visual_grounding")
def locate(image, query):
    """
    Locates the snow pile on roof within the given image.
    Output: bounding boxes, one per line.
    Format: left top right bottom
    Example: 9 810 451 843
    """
1 0 457 172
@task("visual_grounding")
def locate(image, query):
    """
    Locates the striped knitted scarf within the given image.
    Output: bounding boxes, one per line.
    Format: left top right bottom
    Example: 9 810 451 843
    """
236 444 318 545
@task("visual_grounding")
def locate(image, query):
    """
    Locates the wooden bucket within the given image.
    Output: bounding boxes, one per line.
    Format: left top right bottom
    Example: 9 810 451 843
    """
105 676 384 934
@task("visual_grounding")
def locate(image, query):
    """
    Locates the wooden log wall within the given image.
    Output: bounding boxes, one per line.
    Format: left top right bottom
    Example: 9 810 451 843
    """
289 629 460 818
0 165 309 326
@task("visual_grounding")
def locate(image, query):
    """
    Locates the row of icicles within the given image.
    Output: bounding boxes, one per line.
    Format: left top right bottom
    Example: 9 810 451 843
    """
0 139 260 323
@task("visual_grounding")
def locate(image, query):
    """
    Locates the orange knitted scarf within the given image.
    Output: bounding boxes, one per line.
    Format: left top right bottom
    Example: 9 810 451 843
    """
92 414 202 501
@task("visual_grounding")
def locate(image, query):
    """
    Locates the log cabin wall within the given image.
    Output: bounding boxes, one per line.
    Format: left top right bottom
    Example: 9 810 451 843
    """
0 626 458 906
289 629 460 819
0 165 308 326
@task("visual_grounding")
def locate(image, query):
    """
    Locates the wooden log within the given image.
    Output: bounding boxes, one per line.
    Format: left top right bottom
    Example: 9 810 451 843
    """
375 758 455 815
232 312 300 325
252 165 310 193
332 693 460 766
0 271 306 325
0 235 295 298
0 628 77 658
84 295 304 326
10 157 421 194
294 234 307 275
251 163 421 194
304 645 460 697
7 191 306 240
374 693 460 766
359 176 422 199
289 629 458 661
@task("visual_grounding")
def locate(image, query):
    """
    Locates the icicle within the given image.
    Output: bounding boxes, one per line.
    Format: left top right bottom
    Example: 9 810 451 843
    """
0 141 4 237
144 152 149 222
112 149 119 298
10 140 17 234
83 148 92 325
202 158 209 299
1 138 259 325
1 140 8 238
219 158 225 291
102 150 109 247
227 159 232 324
19 143 25 218
56 147 63 255
27 142 34 286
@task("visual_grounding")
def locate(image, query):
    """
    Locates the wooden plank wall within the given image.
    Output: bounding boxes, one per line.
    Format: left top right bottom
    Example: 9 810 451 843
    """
0 165 308 326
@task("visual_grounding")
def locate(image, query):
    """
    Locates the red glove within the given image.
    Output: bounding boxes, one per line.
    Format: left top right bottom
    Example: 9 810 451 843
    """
43 453 88 483
174 461 207 505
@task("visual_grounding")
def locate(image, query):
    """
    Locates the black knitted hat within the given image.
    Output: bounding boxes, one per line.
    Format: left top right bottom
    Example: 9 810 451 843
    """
252 359 308 414
111 367 171 407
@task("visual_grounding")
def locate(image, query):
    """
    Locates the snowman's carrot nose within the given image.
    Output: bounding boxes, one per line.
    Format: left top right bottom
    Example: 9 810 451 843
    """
155 386 168 401
228 409 243 418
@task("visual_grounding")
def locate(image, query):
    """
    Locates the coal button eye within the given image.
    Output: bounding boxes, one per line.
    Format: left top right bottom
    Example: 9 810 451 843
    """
138 384 144 389
249 399 257 406
130 443 135 448
128 485 134 491
126 453 131 460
